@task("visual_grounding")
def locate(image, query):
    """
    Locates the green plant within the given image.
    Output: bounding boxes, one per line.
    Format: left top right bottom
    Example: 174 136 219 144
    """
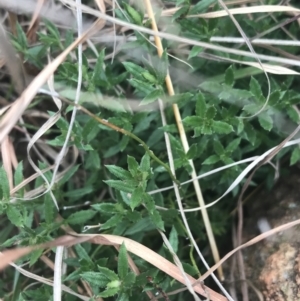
1 1 300 300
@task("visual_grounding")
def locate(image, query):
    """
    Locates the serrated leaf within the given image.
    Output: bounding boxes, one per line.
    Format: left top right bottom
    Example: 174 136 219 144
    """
104 180 135 193
287 106 300 123
150 209 164 231
0 167 10 200
6 205 23 227
250 77 263 100
183 116 202 127
123 272 136 287
290 147 300 165
172 5 189 20
202 154 220 165
206 106 217 119
127 156 139 177
213 140 224 155
44 194 55 224
82 118 100 143
140 153 150 173
101 214 122 230
92 203 118 213
169 226 178 253
130 186 143 210
244 123 256 145
13 162 24 198
157 51 168 83
212 121 233 134
67 209 97 225
105 165 132 180
118 243 128 280
195 93 206 117
190 0 217 14
141 72 157 84
258 113 273 131
81 272 109 287
59 164 80 185
128 79 155 95
186 144 197 160
75 244 92 262
188 45 204 59
226 138 241 153
98 266 119 281
64 186 93 199
123 62 147 81
14 161 23 187
30 249 43 267
124 216 155 235
92 48 106 83
225 65 234 87
98 287 120 298
140 89 163 105
123 3 142 25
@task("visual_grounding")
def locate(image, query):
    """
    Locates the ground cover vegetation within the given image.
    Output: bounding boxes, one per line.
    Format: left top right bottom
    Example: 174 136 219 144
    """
0 0 300 300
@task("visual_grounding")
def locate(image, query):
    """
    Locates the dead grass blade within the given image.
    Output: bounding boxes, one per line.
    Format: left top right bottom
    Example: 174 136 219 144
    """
0 233 228 301
0 19 103 145
192 5 300 18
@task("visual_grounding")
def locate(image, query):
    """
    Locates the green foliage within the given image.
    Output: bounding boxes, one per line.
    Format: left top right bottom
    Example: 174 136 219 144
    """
2 1 300 300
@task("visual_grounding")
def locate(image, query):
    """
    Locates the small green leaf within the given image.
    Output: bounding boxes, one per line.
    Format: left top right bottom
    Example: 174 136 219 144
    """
202 154 220 165
150 209 164 231
67 210 97 225
169 226 178 253
250 77 263 101
14 161 23 187
226 138 241 153
75 244 92 262
92 48 107 83
64 186 94 199
157 51 168 83
59 165 80 185
225 65 234 87
140 153 150 173
130 186 143 210
98 287 120 298
141 72 157 84
6 205 23 227
188 45 204 59
105 165 132 180
104 180 135 193
30 249 43 267
195 93 206 118
44 194 55 224
186 144 198 160
123 62 147 81
206 106 217 119
128 79 155 95
212 121 233 134
258 113 273 131
81 272 109 287
98 266 119 281
92 203 118 213
213 140 224 155
0 166 10 200
290 147 300 165
140 89 163 105
118 243 128 279
123 3 142 25
190 0 217 14
127 156 139 177
123 272 136 287
101 215 122 230
183 116 202 127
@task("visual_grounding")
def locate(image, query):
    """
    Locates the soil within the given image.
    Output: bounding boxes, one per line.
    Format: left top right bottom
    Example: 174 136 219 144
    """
225 169 300 301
